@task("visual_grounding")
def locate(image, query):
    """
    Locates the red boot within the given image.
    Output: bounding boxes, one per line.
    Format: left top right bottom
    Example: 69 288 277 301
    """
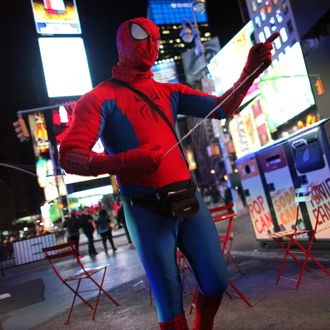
192 293 222 330
159 313 189 330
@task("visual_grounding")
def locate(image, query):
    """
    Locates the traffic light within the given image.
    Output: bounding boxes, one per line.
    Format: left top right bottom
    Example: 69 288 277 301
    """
315 78 325 95
13 116 30 142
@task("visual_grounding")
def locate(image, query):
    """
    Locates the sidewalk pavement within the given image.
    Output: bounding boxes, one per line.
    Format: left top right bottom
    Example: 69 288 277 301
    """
1 212 329 330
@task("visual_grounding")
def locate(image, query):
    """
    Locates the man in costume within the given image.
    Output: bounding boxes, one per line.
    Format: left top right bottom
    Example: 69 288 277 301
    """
59 17 276 329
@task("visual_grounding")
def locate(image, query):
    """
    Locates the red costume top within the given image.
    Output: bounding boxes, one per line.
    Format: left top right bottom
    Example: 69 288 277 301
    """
59 18 274 196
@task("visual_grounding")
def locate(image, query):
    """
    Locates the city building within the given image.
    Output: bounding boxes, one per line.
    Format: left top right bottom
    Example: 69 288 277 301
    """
147 0 214 82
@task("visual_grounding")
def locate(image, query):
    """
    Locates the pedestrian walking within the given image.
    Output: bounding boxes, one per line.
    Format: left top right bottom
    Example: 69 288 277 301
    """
117 204 132 244
63 210 80 255
95 209 117 254
79 206 97 256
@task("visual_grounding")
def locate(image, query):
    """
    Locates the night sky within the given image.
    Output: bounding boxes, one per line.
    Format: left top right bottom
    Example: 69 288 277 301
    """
0 0 247 219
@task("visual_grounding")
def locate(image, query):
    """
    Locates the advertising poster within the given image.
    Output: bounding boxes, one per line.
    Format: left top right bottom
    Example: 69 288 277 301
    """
30 0 81 34
258 147 308 239
302 170 330 239
237 157 275 240
229 115 251 159
251 99 271 146
28 112 67 201
289 121 330 239
229 98 272 159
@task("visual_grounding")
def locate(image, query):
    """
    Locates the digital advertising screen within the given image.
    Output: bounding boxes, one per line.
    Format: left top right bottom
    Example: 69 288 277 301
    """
151 59 179 83
259 42 316 132
207 21 259 103
28 112 68 201
228 97 272 159
38 37 93 98
147 0 208 25
30 0 81 35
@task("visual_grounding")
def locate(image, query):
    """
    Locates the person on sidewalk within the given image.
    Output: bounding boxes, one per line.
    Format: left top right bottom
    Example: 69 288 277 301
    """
117 204 132 244
63 210 80 255
95 209 117 254
112 196 123 229
59 17 277 329
79 206 97 257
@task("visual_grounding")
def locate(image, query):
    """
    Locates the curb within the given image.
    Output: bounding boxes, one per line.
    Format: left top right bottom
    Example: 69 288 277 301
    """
231 249 330 264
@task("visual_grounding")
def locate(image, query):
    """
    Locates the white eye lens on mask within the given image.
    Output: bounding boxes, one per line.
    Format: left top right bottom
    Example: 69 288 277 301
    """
131 22 149 40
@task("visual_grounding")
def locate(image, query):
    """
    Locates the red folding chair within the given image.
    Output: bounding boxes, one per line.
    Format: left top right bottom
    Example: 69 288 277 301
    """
189 204 253 314
210 203 243 275
42 242 119 323
272 184 330 289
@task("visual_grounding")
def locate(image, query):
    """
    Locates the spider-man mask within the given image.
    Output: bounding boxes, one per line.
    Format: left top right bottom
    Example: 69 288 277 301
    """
116 17 160 72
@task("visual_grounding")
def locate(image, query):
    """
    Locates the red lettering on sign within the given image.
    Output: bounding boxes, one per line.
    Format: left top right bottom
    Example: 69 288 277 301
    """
248 195 265 219
254 212 273 234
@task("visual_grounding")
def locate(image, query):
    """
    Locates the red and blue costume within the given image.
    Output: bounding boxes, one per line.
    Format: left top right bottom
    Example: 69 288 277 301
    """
60 17 275 329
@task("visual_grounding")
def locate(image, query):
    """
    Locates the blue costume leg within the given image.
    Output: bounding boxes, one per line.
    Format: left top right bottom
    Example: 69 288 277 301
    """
122 192 228 323
177 192 228 296
123 200 183 322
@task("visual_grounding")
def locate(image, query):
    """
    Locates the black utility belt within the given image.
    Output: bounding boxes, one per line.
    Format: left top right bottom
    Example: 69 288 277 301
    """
125 179 199 220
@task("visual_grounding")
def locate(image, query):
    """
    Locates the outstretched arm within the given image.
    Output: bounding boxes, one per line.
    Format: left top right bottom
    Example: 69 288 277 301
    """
176 33 279 120
219 32 279 117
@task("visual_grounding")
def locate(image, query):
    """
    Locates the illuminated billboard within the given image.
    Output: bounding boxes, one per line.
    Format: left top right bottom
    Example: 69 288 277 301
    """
148 0 208 25
229 98 272 159
38 37 93 98
259 42 315 132
151 59 179 83
30 0 81 34
27 112 68 201
207 21 259 104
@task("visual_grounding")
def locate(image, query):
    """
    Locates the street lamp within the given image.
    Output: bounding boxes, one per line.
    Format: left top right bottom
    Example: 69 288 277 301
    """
192 0 206 13
180 19 205 62
180 20 194 43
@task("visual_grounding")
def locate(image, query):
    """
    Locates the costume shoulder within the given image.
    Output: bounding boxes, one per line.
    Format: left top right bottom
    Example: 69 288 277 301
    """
78 80 116 105
155 81 223 119
163 81 213 97
60 80 117 157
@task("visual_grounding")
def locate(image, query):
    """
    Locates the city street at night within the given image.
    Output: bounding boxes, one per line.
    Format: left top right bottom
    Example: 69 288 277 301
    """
1 213 330 330
1 1 330 329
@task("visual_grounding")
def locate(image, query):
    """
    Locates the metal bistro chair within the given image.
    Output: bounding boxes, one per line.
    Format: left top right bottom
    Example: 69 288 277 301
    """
189 204 253 314
211 203 244 275
42 242 119 323
272 184 330 289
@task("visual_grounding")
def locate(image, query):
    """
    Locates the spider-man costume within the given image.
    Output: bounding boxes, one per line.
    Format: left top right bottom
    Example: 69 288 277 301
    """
60 17 275 330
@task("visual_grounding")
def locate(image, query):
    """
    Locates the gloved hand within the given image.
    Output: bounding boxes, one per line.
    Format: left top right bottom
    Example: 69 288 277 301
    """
60 144 164 176
243 32 279 78
218 32 279 118
89 144 164 176
120 144 164 173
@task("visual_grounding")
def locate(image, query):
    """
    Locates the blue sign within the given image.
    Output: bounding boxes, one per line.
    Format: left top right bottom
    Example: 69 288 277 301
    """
148 0 208 25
